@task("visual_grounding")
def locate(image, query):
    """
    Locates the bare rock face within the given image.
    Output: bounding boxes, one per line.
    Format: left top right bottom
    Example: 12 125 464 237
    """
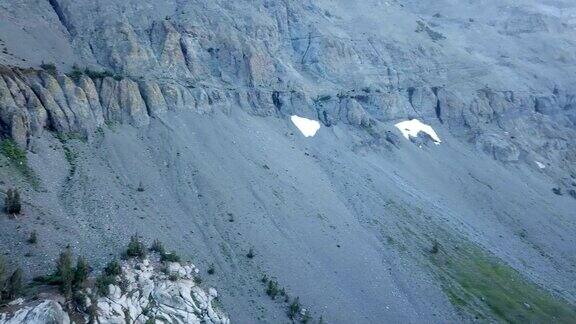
475 133 520 162
0 77 28 147
117 79 150 127
0 301 70 324
0 257 229 324
93 258 229 324
139 81 168 117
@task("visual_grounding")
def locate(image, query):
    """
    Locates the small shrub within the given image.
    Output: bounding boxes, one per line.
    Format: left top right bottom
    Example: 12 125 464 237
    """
27 231 38 244
1 140 37 186
193 276 203 285
67 65 83 82
207 264 215 275
301 308 311 323
84 68 114 79
4 188 22 214
95 274 115 296
73 291 87 310
6 268 23 299
246 247 255 259
315 95 332 103
104 260 121 276
431 241 440 254
261 274 268 283
150 239 165 254
40 62 57 75
161 251 181 263
288 297 301 319
126 235 147 259
266 280 279 299
137 181 145 192
117 275 129 293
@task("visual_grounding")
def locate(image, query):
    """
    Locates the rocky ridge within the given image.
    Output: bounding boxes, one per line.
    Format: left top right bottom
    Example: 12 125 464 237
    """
1 64 575 195
0 255 229 324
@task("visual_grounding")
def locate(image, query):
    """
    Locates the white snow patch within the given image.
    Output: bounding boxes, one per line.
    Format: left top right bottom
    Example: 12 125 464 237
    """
394 119 441 145
535 161 546 169
291 115 320 137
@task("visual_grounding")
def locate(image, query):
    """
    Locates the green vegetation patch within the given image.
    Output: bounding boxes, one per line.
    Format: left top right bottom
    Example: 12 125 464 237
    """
431 244 576 323
1 139 26 164
1 139 39 187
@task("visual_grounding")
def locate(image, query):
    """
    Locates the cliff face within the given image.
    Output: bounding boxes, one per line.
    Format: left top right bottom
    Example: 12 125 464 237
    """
1 0 576 323
1 0 576 188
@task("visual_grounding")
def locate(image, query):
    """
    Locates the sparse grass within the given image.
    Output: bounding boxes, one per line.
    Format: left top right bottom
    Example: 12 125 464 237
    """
55 133 84 179
431 243 576 323
150 239 165 254
1 139 38 187
84 68 117 80
56 132 86 144
67 65 83 82
66 66 122 82
160 251 181 263
266 280 279 299
125 235 147 259
40 62 57 75
1 139 26 164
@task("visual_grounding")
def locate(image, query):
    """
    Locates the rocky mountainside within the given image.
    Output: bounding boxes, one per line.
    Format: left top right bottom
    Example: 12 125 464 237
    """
0 251 229 324
0 0 575 323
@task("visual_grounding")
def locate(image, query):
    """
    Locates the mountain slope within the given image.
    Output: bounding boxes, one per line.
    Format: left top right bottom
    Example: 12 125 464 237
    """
1 0 576 323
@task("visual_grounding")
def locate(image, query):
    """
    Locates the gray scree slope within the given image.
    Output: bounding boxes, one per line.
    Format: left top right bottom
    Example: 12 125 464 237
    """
0 0 576 323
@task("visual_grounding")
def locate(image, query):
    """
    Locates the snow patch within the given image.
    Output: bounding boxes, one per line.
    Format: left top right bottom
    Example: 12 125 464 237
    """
535 161 546 169
291 115 320 137
395 119 441 145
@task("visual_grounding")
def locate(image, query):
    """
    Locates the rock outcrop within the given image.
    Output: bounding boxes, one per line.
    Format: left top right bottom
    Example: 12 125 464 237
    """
0 257 229 324
0 301 70 324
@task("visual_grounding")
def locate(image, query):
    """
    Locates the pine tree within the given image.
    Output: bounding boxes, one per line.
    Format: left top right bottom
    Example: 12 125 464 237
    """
4 188 21 214
288 297 301 319
0 255 5 284
88 294 98 324
57 246 74 298
6 268 23 299
27 231 38 244
73 256 89 290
